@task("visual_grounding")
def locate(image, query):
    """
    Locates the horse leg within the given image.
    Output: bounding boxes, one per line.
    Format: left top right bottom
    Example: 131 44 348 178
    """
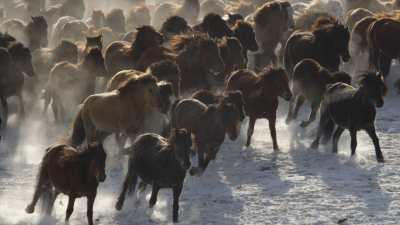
172 184 183 223
349 129 358 156
116 165 138 210
292 95 305 120
285 94 296 124
65 195 76 222
268 115 279 151
149 183 160 208
300 101 319 128
332 127 344 154
190 145 205 176
0 96 8 128
17 92 25 120
46 190 59 215
378 53 392 77
246 117 256 147
365 125 384 163
87 193 96 225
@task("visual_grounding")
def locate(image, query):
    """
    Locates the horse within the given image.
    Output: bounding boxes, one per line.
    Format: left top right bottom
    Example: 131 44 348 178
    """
253 1 294 70
1 16 48 50
218 37 246 84
200 0 225 18
225 67 292 150
160 16 191 41
172 96 243 176
67 74 162 147
350 16 377 58
193 13 233 39
226 13 244 27
152 0 200 29
136 33 225 92
44 47 106 123
310 72 387 163
104 25 163 78
25 143 107 225
284 17 350 76
106 8 125 34
231 20 259 63
368 17 400 81
191 89 246 121
115 129 192 223
286 58 352 127
87 10 106 29
126 6 151 32
345 8 375 32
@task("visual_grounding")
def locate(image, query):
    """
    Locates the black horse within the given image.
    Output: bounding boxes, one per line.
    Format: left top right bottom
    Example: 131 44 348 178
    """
116 128 192 223
311 72 387 163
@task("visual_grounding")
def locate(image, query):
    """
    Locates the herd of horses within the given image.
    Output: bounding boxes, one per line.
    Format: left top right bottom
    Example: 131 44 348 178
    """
0 0 399 223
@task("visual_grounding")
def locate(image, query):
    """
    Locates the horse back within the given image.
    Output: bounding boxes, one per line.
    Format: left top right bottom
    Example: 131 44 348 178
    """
135 46 176 72
174 99 207 133
369 18 400 58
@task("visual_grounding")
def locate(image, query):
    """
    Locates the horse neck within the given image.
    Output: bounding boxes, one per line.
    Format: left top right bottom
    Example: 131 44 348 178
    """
176 48 201 72
354 85 375 106
131 39 148 62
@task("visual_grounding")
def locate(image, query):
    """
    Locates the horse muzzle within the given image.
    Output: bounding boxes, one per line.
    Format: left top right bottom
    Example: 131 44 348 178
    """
97 174 106 182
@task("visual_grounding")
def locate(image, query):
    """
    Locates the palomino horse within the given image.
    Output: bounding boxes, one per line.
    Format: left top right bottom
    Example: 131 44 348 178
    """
116 129 192 223
68 74 163 147
25 143 107 225
311 72 387 163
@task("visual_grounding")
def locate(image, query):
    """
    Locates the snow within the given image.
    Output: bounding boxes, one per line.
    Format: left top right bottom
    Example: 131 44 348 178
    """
1 82 400 225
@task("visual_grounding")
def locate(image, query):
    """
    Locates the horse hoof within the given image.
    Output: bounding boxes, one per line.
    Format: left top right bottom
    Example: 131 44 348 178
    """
25 205 34 214
310 142 319 150
115 201 123 211
377 157 385 163
300 121 308 128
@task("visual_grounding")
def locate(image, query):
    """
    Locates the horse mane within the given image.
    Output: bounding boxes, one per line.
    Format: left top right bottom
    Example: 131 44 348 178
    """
375 10 400 20
310 16 338 31
358 72 388 95
160 16 189 35
259 66 287 80
118 73 157 96
232 20 252 31
170 32 211 52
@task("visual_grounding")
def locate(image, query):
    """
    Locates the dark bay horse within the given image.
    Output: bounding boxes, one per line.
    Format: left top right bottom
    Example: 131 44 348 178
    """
116 129 192 223
284 17 350 75
311 72 387 163
225 67 292 150
368 18 400 82
104 26 163 77
286 58 352 127
25 143 107 225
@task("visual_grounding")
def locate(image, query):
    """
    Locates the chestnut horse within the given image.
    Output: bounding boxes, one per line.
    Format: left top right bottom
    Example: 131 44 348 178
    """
25 143 107 225
226 67 292 150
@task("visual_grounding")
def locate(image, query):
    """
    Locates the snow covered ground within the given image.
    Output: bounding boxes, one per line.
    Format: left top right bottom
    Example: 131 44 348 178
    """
1 75 400 225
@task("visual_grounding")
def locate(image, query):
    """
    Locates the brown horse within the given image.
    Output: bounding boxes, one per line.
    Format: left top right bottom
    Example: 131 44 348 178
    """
368 17 400 80
172 97 243 176
104 25 163 77
284 17 350 76
232 20 259 63
160 16 191 41
44 48 106 123
106 8 126 34
25 143 107 225
136 33 225 92
218 37 246 84
254 1 294 70
225 67 292 150
68 74 162 147
193 13 233 38
286 58 352 127
115 129 192 223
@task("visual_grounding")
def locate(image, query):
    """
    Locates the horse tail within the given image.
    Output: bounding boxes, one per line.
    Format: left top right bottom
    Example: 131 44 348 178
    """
116 157 138 210
68 108 85 147
170 99 180 129
320 110 335 145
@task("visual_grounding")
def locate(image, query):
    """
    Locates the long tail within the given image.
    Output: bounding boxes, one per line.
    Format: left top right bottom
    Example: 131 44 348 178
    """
115 157 138 210
26 154 53 215
320 113 335 145
68 108 86 147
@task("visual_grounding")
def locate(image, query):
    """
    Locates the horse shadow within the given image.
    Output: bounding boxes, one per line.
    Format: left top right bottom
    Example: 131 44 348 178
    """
289 137 392 221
